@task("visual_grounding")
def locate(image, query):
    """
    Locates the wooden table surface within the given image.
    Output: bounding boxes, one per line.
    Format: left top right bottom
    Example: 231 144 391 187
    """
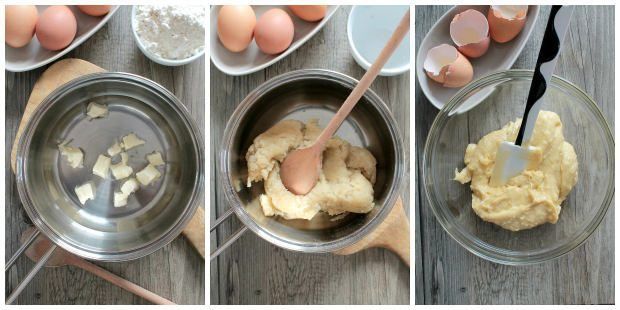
5 6 205 305
210 6 410 305
415 6 614 305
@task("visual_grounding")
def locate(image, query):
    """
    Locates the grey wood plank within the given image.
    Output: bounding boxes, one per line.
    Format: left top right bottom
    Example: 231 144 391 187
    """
210 6 410 305
5 6 205 305
415 5 614 305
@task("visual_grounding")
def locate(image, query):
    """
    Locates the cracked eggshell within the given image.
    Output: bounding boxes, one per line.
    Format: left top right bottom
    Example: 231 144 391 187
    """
488 5 528 43
423 44 473 88
450 9 490 58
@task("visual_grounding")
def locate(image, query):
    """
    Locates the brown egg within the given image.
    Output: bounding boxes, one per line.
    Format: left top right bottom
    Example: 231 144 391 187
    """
488 5 528 43
424 44 473 88
217 5 256 52
450 9 490 58
36 5 77 51
288 5 327 22
77 5 111 17
5 5 38 48
254 8 294 55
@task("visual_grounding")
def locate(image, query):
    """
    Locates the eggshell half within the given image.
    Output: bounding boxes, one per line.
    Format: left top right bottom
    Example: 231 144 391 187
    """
450 9 490 58
424 44 473 88
443 52 474 87
458 36 490 59
488 5 528 43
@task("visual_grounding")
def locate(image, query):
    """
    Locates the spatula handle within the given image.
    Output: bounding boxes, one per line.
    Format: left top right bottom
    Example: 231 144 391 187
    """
516 5 574 145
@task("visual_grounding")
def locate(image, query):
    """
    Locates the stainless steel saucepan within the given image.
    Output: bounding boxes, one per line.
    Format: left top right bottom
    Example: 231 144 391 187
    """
211 69 405 258
7 73 204 303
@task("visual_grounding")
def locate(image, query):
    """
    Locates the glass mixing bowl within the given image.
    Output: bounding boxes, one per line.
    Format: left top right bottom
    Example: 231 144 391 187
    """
423 70 614 265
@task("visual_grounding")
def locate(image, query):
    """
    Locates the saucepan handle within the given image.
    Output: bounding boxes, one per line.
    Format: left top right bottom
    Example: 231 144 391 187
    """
5 231 57 305
210 208 248 260
5 229 40 272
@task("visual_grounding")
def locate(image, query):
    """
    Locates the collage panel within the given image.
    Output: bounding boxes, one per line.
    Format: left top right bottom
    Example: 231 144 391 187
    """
415 5 614 305
5 5 205 305
210 4 411 305
2 1 618 309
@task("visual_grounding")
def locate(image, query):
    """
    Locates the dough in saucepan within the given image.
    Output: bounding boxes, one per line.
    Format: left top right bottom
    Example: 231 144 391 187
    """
246 119 377 220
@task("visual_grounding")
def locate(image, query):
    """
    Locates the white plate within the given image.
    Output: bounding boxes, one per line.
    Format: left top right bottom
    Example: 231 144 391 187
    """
347 5 410 76
416 5 539 109
210 5 339 76
6 5 120 72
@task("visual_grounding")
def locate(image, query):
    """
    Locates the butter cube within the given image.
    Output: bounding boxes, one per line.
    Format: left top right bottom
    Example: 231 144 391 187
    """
86 102 108 119
136 164 161 186
92 154 111 178
147 151 165 166
114 192 128 207
107 141 122 156
121 178 139 195
110 163 133 180
75 182 95 205
122 133 145 150
58 142 84 169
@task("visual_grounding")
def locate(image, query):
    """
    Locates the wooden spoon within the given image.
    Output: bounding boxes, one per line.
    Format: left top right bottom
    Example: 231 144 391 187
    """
280 9 410 195
20 228 176 305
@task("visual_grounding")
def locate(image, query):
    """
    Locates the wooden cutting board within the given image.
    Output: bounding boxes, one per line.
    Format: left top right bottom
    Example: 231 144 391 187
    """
335 197 409 266
10 58 205 259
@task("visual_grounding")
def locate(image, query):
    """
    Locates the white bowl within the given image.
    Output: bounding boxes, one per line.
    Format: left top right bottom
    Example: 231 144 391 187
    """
131 6 205 66
5 5 119 72
210 5 339 76
347 5 410 76
416 5 540 109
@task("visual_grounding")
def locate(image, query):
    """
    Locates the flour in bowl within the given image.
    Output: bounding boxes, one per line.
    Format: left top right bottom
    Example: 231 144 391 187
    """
134 5 205 60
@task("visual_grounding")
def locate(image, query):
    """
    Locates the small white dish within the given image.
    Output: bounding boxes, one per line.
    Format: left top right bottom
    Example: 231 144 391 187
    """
416 5 539 109
131 6 205 66
210 5 339 76
6 5 120 72
347 5 410 76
